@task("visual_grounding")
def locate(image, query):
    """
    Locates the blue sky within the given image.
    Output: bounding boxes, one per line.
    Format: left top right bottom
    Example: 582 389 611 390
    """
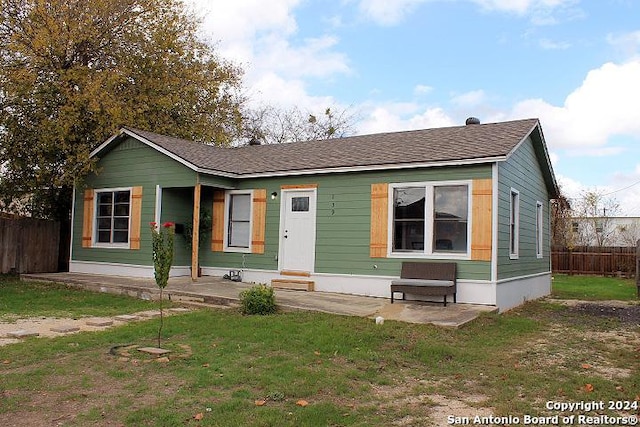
187 0 640 216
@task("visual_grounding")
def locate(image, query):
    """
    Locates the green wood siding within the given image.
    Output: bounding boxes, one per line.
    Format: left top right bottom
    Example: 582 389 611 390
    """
497 137 551 279
161 188 196 266
202 165 492 280
72 138 197 266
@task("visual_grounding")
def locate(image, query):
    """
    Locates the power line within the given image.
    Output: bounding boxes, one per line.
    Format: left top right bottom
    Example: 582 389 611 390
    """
600 178 640 196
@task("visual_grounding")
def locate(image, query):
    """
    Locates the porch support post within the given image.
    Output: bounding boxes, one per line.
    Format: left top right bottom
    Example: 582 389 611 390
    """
191 183 201 281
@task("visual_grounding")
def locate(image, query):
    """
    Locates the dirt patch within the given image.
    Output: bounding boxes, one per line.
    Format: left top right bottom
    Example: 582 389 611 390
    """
0 308 190 347
556 299 640 324
371 378 494 426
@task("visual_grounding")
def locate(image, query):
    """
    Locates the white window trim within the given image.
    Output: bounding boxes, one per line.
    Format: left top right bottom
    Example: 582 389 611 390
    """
92 187 132 249
223 189 253 253
386 180 472 260
536 201 543 258
509 188 520 259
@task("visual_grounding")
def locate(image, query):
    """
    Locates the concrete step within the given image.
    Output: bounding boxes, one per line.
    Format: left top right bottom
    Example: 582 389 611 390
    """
271 279 315 291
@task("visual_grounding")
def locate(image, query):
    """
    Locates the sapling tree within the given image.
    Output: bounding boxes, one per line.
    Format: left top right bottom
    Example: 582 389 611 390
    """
150 221 175 348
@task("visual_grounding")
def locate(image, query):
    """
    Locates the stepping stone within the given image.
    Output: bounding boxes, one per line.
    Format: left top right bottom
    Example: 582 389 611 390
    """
50 325 80 333
138 347 172 355
114 314 139 321
7 330 40 338
168 307 190 313
85 318 114 327
137 310 162 318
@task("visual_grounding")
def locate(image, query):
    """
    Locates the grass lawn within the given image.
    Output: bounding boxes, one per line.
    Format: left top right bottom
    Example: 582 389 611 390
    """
552 274 638 301
0 276 166 321
1 277 639 426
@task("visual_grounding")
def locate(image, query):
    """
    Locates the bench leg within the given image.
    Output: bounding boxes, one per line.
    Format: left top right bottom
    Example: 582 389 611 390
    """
391 292 394 303
454 293 457 304
443 295 447 307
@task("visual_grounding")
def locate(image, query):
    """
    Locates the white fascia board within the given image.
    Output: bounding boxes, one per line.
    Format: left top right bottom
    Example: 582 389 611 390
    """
235 156 507 179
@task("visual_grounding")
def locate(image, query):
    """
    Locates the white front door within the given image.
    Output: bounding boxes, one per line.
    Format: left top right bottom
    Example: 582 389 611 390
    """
279 189 317 273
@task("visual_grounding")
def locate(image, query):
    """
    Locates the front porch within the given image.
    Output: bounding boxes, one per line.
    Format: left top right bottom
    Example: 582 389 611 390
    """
21 272 496 327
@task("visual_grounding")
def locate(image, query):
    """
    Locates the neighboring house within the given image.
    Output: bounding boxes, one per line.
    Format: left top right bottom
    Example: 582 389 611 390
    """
570 216 640 247
69 118 558 311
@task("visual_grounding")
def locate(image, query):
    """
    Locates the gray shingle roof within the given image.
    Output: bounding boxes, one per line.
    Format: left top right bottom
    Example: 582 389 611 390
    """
121 118 541 176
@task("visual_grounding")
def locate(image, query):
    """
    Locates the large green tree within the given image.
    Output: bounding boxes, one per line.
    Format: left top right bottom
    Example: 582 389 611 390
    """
0 0 245 219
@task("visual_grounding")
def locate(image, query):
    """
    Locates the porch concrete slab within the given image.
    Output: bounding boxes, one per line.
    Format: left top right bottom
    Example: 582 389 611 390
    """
375 302 498 328
21 273 495 327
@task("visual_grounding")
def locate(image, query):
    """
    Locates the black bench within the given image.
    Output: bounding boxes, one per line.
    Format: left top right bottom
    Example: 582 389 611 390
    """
390 262 457 306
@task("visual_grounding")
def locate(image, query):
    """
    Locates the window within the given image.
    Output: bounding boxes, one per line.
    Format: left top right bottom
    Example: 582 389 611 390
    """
536 201 543 258
227 192 251 249
391 182 470 256
393 187 425 251
95 189 131 245
509 189 520 259
433 185 468 253
291 196 310 212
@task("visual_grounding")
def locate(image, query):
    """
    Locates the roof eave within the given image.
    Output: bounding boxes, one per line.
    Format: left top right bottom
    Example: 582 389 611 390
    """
229 155 507 179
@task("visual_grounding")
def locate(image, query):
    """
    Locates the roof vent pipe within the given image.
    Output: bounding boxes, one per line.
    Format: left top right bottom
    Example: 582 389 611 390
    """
465 117 481 125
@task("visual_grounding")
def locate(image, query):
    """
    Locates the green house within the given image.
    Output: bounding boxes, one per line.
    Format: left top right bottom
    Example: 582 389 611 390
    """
70 118 558 311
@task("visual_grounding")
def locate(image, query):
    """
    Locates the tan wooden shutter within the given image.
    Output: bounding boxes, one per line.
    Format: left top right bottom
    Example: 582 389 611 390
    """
370 183 388 258
471 178 492 261
211 190 225 252
82 189 94 248
129 186 143 250
251 189 267 254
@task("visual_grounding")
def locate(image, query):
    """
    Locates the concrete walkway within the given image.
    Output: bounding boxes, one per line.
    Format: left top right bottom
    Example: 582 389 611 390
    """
21 273 497 327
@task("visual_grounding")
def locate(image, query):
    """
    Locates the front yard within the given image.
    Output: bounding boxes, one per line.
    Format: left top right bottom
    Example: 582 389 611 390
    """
0 276 638 426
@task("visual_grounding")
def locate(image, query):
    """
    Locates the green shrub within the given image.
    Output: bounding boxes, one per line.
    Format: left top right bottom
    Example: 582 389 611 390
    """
239 284 277 315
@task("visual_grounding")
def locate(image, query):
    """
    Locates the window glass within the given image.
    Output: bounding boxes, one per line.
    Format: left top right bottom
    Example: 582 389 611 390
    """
393 187 425 251
292 197 309 212
510 190 520 257
433 185 468 252
536 202 543 257
228 193 251 248
95 190 131 244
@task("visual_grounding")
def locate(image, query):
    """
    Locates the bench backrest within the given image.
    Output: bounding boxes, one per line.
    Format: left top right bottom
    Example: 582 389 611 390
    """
400 262 456 281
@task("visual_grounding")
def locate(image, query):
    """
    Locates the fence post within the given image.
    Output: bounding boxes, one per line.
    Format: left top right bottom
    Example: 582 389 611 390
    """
636 239 639 297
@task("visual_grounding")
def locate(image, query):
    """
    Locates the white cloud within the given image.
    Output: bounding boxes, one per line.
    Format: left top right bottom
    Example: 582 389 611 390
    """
355 0 577 26
249 73 335 110
538 38 571 50
414 84 434 95
508 59 640 150
253 35 351 79
471 0 576 14
450 90 486 107
357 0 428 26
607 30 640 57
185 0 351 111
358 104 455 134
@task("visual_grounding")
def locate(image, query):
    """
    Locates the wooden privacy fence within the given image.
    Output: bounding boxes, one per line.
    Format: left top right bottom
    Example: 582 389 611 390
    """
551 245 637 277
0 218 60 274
